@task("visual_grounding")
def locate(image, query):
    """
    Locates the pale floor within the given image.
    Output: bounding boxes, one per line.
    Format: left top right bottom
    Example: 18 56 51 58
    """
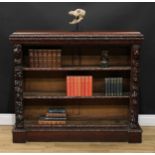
0 126 155 153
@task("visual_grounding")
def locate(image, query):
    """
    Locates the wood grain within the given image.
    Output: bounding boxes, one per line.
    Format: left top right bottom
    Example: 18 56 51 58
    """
0 126 154 152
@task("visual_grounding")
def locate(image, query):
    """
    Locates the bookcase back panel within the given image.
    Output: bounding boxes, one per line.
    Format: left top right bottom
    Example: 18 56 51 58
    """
23 45 130 67
62 46 130 67
24 77 65 92
24 102 128 121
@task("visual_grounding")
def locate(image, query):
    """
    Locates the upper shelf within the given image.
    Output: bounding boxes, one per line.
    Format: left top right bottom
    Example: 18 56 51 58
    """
23 66 131 72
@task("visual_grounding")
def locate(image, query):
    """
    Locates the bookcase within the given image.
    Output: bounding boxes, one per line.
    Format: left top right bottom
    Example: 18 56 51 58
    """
9 31 144 143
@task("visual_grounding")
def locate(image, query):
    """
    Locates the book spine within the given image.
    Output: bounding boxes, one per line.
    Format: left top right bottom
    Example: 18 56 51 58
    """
34 50 39 68
48 109 65 113
120 77 123 96
38 50 42 68
42 50 46 68
105 78 107 96
56 50 61 67
29 49 34 67
53 50 57 68
47 51 51 68
77 76 81 96
113 78 116 96
46 113 66 117
81 76 85 96
70 76 73 96
38 120 66 125
67 76 70 96
88 76 93 96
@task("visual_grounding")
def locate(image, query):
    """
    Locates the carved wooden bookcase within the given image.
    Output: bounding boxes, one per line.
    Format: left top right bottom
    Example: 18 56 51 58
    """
9 31 143 143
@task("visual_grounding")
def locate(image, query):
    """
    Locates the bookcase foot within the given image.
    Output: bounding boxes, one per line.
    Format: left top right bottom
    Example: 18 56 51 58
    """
13 129 26 143
128 125 142 143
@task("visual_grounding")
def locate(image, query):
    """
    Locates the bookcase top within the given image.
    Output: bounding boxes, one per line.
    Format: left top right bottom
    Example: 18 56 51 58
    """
9 31 144 44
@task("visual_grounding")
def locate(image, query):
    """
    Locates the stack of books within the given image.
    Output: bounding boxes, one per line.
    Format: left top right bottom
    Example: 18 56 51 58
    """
66 76 93 96
38 107 67 125
105 77 123 96
29 49 61 68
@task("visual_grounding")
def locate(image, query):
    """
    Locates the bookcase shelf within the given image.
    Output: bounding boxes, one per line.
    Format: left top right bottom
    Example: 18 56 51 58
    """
10 31 143 143
23 66 131 72
23 92 130 100
25 120 129 129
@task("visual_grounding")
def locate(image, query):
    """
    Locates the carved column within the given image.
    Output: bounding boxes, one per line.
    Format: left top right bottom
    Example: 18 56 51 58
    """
129 44 140 129
13 44 24 129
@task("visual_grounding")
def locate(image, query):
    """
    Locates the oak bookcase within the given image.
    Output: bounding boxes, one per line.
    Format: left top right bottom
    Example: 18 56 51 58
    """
9 31 144 143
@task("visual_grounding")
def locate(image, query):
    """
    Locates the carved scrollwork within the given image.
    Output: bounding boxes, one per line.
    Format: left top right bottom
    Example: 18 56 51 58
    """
129 45 140 129
13 44 24 129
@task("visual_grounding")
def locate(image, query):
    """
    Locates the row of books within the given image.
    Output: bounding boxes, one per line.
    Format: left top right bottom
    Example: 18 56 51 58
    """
38 107 66 125
105 77 123 96
66 76 93 96
29 49 61 68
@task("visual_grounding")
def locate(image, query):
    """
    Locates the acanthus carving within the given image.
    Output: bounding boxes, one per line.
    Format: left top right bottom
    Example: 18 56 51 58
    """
13 44 24 129
129 45 140 129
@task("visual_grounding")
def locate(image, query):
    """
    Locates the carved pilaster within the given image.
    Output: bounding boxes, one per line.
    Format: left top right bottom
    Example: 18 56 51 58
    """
13 44 24 129
129 45 140 129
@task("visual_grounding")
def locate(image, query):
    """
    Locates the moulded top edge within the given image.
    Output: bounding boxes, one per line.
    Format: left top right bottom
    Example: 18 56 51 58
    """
9 31 144 41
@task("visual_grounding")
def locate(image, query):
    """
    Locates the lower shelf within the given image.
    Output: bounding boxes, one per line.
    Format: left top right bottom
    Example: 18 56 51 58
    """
24 120 128 129
13 124 142 143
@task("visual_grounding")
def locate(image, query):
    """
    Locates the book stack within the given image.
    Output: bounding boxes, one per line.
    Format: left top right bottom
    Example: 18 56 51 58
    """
66 76 93 96
29 49 61 68
105 77 123 96
38 107 67 125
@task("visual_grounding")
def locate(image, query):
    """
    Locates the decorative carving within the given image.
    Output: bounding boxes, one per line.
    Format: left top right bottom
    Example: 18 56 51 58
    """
129 45 140 129
13 44 24 129
100 50 109 67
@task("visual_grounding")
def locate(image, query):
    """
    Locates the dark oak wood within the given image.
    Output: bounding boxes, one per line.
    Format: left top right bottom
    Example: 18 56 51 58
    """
10 31 143 143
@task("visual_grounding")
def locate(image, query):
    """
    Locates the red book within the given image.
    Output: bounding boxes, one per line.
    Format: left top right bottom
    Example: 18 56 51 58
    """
88 76 93 96
66 76 70 96
77 76 81 96
81 76 85 96
73 76 76 96
70 76 73 96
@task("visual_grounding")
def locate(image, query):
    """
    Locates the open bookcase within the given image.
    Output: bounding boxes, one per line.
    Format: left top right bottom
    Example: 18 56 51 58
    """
9 31 143 143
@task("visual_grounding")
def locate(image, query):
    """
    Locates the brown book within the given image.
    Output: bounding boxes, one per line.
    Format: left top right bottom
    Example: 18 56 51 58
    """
47 50 52 68
38 50 43 68
56 49 61 67
46 112 66 117
29 49 34 67
42 50 48 68
33 50 39 68
38 120 66 125
52 50 57 68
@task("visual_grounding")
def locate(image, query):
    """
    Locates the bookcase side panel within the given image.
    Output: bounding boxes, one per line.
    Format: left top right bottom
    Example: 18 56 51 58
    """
13 44 24 129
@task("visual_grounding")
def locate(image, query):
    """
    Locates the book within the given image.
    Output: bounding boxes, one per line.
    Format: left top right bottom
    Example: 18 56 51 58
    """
105 77 123 96
48 108 66 113
66 76 93 97
29 49 34 67
46 112 67 117
56 50 62 67
39 115 67 121
38 120 66 125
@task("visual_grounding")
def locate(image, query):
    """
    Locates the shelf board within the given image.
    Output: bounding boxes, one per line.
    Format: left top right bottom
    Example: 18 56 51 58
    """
23 66 131 72
25 120 129 130
23 92 130 100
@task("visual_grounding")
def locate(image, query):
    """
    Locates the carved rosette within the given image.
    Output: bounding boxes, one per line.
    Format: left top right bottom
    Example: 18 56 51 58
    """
13 44 24 128
129 45 140 129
